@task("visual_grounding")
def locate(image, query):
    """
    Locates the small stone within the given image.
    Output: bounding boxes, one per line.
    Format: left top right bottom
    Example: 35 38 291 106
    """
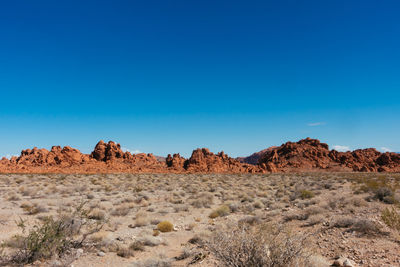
343 259 354 267
332 259 342 266
97 251 106 257
76 248 84 257
52 260 62 267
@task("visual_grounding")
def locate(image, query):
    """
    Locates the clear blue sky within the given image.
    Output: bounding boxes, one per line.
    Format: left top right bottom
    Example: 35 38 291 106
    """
1 0 399 157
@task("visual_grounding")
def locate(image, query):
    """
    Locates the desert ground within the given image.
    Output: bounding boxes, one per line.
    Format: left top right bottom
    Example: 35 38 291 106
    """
0 173 399 266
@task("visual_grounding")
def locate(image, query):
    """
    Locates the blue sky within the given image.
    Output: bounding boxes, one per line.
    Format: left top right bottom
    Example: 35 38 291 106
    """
1 0 399 157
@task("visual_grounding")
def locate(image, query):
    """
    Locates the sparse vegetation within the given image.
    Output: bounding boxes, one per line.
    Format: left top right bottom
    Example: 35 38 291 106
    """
381 207 400 231
207 223 309 267
2 203 105 265
209 205 230 218
300 190 315 199
1 172 400 266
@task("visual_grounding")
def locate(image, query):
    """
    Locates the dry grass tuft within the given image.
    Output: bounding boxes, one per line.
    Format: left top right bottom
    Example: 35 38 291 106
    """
157 221 174 233
381 207 400 231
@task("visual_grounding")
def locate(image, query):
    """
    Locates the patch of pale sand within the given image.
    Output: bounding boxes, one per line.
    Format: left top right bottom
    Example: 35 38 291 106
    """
73 253 132 267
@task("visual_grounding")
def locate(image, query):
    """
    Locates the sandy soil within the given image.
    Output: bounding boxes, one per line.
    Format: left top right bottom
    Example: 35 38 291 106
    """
0 173 399 266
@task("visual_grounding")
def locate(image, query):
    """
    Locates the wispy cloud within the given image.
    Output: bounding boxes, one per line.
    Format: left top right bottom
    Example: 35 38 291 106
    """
307 122 326 127
122 147 142 154
333 145 350 152
381 147 392 153
5 154 18 159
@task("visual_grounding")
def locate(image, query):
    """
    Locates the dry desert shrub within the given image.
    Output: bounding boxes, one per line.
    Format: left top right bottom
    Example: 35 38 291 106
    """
6 192 20 201
2 202 105 265
304 215 324 227
21 202 48 215
238 216 262 226
116 246 134 258
209 205 230 219
190 192 214 208
134 211 149 227
373 187 396 204
332 217 356 228
157 221 174 233
89 231 110 244
381 207 400 231
175 247 198 260
111 203 133 216
129 240 145 251
332 217 383 236
207 223 309 267
88 208 106 220
174 204 189 212
136 232 164 246
253 200 264 209
350 219 383 236
346 196 368 207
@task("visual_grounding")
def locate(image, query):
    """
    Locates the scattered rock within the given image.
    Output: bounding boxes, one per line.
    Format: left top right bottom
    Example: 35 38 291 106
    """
76 248 84 257
332 257 356 267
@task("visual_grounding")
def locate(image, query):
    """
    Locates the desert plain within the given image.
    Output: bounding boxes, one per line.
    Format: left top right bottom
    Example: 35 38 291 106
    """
0 139 400 266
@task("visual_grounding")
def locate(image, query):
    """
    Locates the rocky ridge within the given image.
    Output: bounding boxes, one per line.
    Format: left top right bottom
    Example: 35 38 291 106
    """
1 138 399 173
0 141 261 174
259 138 400 173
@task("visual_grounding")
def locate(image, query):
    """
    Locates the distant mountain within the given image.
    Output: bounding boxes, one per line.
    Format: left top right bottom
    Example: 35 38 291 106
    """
155 156 166 162
237 147 277 165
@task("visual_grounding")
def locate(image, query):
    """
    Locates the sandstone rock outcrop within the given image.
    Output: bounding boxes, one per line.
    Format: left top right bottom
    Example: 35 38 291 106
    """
90 140 124 161
0 141 260 173
16 146 89 167
184 148 262 173
166 153 186 170
258 138 400 172
0 138 399 174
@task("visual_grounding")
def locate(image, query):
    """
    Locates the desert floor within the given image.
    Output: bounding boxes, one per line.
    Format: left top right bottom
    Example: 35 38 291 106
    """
0 173 399 266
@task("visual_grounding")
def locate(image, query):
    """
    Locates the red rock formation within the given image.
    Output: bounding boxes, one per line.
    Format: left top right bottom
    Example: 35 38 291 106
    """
15 146 88 167
166 153 186 170
184 148 262 173
91 140 124 161
0 138 399 174
258 138 400 173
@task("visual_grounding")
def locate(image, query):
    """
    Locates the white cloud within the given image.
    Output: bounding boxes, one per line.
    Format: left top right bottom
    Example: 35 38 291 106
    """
121 147 142 154
380 147 392 153
333 145 350 152
5 154 18 159
307 122 326 127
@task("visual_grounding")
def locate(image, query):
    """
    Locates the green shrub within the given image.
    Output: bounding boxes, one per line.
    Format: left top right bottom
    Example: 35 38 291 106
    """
4 202 105 265
300 190 314 199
